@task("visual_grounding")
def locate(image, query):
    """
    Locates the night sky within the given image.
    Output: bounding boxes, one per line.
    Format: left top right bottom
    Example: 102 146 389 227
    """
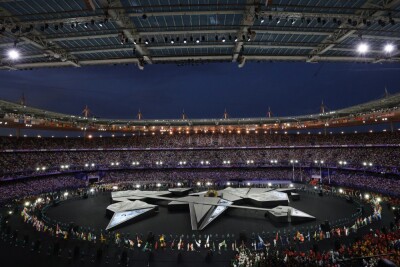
0 62 400 120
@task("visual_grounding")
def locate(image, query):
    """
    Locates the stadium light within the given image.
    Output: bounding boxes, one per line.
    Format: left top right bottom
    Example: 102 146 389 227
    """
357 43 369 54
8 49 20 60
384 44 395 53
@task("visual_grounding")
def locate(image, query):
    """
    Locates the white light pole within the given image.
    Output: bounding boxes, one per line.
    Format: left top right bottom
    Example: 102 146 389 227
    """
290 160 298 181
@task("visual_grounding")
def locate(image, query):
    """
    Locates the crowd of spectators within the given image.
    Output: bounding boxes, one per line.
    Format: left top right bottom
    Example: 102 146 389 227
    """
1 147 399 177
0 175 86 203
232 225 400 267
1 168 400 203
1 131 400 150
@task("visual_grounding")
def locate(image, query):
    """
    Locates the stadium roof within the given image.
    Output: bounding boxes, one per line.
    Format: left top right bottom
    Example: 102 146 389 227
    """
0 93 400 132
0 0 400 70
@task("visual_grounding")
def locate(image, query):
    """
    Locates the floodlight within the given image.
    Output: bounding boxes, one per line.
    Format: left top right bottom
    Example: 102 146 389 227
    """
8 49 20 60
357 43 369 54
384 44 395 53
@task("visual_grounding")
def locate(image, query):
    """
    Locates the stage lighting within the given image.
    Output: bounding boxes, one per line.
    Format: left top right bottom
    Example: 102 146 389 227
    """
227 182 231 186
246 182 251 186
260 17 264 23
339 189 343 193
222 37 226 42
156 183 161 187
177 182 182 187
196 38 200 43
196 182 201 186
290 184 294 188
377 197 381 202
136 184 140 188
64 192 69 197
112 186 118 190
268 182 272 187
145 39 149 45
234 36 238 42
183 38 187 44
357 43 369 54
90 188 95 192
384 44 395 53
8 49 20 60
24 201 30 206
364 194 370 199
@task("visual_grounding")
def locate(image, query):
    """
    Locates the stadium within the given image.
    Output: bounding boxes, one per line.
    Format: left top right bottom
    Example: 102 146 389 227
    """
1 0 400 267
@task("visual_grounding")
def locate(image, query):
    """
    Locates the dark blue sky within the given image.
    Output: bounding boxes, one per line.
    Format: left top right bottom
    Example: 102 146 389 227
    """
0 62 399 120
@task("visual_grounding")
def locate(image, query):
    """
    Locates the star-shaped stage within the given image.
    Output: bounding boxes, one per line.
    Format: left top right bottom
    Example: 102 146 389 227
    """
105 187 315 231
